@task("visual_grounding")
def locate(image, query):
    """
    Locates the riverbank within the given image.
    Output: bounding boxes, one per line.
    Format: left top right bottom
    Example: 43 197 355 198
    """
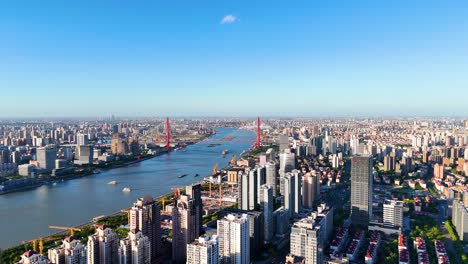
0 128 256 254
0 135 211 196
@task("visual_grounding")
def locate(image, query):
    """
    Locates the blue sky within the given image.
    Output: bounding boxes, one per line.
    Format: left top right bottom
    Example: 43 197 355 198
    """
1 1 467 117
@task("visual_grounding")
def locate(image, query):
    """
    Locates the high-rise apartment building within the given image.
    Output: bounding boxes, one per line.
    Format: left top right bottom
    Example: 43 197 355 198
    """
452 200 468 241
186 235 219 264
302 172 320 209
129 196 161 259
239 169 258 211
17 250 51 264
172 194 197 263
350 155 373 225
290 204 333 264
76 134 89 146
218 213 250 264
279 150 296 196
284 170 302 217
87 226 119 264
48 236 86 264
290 218 321 264
118 231 151 264
383 200 404 228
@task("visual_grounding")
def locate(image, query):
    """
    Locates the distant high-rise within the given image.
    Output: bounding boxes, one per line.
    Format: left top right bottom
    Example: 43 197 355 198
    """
129 196 161 260
36 147 56 171
279 134 289 153
383 200 404 228
48 236 86 264
87 226 119 264
186 235 219 264
302 173 320 209
265 162 277 196
118 231 151 264
383 154 395 171
186 183 203 238
350 155 373 225
172 194 197 263
217 213 250 264
75 145 94 165
76 134 88 146
259 184 273 243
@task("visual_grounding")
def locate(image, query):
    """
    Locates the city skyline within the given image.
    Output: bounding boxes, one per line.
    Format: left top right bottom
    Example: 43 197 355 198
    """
2 1 468 117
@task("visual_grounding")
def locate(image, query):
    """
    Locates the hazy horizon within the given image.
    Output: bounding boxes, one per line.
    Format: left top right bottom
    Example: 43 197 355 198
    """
2 1 468 117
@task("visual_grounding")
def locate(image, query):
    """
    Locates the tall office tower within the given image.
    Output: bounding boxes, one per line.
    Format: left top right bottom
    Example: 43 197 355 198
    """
284 170 302 217
172 195 197 263
350 155 373 225
265 162 277 196
279 150 295 195
302 173 319 209
87 226 119 264
17 250 51 264
129 196 161 259
48 236 87 264
186 235 219 264
383 200 404 228
76 133 88 146
186 183 203 238
118 231 151 264
36 147 57 171
279 134 289 153
452 200 468 241
218 213 250 264
259 185 273 243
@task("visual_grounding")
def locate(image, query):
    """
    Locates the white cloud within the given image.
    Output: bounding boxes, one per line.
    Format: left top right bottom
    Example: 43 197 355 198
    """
221 15 238 24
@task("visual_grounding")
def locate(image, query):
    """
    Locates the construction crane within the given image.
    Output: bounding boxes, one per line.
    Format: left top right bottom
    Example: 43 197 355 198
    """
213 163 218 175
49 226 82 237
22 237 54 255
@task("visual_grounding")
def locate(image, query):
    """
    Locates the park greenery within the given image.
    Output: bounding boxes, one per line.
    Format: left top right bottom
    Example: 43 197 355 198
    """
445 219 468 263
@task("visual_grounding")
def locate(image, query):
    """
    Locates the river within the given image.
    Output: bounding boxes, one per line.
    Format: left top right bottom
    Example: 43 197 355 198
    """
0 128 255 249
